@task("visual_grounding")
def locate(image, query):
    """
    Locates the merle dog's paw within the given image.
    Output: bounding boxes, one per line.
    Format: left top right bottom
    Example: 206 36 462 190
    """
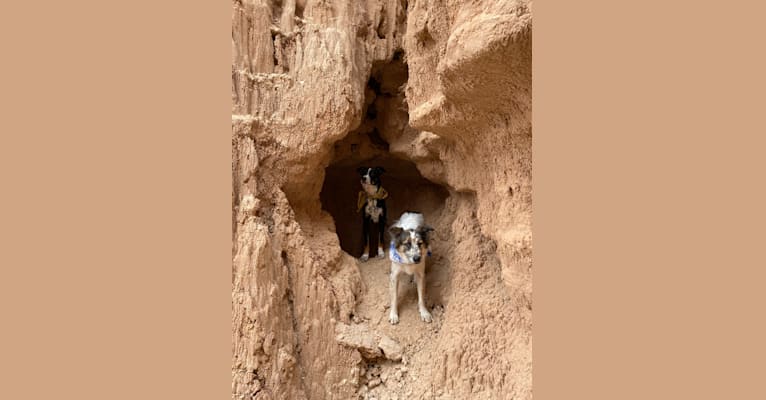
389 312 400 325
419 309 433 323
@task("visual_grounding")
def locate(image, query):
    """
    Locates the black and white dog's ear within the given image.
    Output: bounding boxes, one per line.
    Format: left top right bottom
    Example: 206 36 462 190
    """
356 167 368 176
372 166 386 175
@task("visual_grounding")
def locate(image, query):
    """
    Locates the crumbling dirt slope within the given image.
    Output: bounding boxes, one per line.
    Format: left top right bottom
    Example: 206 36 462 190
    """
232 1 531 399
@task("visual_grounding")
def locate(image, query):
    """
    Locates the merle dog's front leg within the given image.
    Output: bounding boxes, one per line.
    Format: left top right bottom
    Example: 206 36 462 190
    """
361 216 370 261
389 265 401 324
415 271 432 323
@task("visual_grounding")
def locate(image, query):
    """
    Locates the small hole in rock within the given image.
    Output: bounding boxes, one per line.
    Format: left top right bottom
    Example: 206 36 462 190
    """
376 15 387 40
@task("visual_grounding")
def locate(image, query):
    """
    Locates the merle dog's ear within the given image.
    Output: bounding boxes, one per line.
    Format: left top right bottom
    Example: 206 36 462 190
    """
356 167 368 176
418 225 435 240
388 226 404 239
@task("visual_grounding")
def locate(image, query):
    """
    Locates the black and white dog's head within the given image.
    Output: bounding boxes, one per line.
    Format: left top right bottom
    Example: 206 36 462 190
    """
357 166 387 224
389 212 434 264
357 166 385 187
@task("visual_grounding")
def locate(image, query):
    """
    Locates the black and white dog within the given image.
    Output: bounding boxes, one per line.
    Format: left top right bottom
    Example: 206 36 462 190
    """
357 166 388 261
387 211 434 324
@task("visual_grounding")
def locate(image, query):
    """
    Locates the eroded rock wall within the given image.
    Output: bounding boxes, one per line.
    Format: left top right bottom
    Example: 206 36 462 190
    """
398 1 532 396
232 0 532 398
403 0 532 309
232 0 408 398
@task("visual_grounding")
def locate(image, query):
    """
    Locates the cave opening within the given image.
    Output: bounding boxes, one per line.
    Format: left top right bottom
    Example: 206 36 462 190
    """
320 54 449 257
320 155 449 257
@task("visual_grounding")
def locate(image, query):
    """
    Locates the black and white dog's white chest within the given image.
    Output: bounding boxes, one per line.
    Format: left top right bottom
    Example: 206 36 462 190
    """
365 200 384 221
362 190 384 223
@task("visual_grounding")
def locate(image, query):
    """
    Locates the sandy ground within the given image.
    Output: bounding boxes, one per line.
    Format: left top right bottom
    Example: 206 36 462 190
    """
351 253 451 400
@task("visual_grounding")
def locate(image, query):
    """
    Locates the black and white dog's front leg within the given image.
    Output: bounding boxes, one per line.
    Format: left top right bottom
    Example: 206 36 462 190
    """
361 216 371 261
376 215 386 258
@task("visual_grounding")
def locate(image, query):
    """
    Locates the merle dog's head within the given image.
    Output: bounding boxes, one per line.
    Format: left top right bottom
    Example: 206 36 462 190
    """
388 225 434 264
357 166 385 186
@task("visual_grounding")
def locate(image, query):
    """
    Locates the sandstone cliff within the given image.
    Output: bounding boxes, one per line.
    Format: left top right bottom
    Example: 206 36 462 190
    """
232 0 531 399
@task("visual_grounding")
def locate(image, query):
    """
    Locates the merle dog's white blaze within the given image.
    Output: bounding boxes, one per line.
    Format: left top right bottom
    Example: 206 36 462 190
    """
396 212 424 230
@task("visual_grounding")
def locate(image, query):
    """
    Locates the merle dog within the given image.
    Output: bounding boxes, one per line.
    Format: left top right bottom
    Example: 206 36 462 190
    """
387 211 434 324
356 166 387 261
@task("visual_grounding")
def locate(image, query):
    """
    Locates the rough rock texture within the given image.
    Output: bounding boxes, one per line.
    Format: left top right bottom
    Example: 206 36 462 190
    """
232 0 531 399
335 322 404 361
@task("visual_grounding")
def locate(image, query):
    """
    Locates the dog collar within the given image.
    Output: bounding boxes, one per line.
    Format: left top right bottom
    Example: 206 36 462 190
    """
389 242 432 264
389 242 406 264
